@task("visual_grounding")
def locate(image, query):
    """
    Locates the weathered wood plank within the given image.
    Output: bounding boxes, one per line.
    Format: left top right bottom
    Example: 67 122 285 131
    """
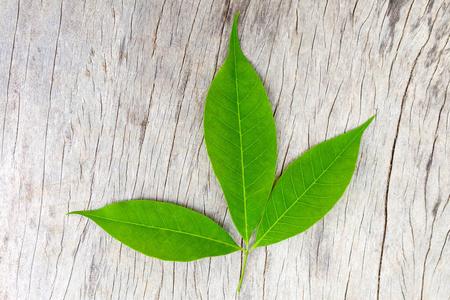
0 0 448 299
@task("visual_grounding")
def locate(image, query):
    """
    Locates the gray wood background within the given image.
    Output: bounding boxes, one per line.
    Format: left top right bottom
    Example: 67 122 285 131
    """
1 0 449 299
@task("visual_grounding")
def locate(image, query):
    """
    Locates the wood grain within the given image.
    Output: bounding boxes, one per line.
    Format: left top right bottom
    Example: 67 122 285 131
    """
1 0 448 299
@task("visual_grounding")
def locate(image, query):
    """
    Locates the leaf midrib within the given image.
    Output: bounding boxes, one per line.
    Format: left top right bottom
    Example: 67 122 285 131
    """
233 35 248 244
79 213 241 250
254 126 366 248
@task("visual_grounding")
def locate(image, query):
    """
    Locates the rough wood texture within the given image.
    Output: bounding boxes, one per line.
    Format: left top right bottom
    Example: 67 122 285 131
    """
1 0 449 299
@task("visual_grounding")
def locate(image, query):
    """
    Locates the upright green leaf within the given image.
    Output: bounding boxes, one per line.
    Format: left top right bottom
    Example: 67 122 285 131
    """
204 13 277 244
253 116 374 248
69 200 242 262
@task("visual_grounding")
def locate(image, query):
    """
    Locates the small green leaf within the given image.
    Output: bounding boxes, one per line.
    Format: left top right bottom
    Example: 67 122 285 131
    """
253 116 375 248
69 200 242 262
204 13 277 244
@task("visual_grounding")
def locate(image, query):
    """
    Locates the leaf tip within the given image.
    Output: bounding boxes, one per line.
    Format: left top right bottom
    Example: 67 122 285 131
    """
230 12 242 43
232 12 240 34
361 114 376 131
67 211 83 216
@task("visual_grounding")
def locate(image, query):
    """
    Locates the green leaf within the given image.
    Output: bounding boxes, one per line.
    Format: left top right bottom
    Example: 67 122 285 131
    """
253 116 375 248
204 13 277 244
69 200 242 262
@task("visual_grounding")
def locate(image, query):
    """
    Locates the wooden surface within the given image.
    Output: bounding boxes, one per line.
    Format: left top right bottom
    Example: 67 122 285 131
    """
1 0 449 299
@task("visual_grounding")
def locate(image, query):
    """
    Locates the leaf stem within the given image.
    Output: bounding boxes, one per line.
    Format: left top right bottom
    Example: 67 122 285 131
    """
237 250 249 293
